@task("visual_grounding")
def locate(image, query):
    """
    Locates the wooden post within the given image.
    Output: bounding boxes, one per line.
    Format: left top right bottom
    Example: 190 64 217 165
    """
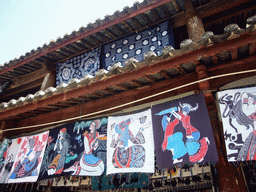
196 65 247 192
185 0 205 42
40 61 56 91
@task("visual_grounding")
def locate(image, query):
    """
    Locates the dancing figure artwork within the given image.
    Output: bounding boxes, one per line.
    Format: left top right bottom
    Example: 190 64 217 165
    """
8 132 49 183
39 118 107 180
152 94 218 169
64 119 106 176
107 109 154 175
218 87 256 161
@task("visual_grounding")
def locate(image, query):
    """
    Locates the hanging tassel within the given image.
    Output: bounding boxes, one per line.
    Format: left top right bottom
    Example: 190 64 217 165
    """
162 169 165 182
14 184 18 191
10 184 14 191
24 183 28 191
30 183 34 192
36 182 40 191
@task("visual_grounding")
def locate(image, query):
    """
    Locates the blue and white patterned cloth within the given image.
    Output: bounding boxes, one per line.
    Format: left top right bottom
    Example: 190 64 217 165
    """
103 20 174 69
56 47 101 86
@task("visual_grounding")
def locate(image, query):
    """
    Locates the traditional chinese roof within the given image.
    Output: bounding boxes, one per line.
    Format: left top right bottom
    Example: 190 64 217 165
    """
0 0 256 137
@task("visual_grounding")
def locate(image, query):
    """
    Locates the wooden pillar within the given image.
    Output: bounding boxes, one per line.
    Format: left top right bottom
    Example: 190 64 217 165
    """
0 121 6 142
196 65 247 192
185 0 205 42
40 61 56 91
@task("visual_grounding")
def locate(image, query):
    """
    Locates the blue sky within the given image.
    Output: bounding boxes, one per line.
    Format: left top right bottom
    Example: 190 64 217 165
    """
0 0 142 65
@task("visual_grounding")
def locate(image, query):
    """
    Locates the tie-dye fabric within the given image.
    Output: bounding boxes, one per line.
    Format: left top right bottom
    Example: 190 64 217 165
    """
103 20 174 69
56 47 101 85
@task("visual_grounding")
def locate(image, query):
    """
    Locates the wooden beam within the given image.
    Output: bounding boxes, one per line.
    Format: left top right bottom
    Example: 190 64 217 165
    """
172 0 180 13
172 0 252 28
14 73 199 131
8 68 49 90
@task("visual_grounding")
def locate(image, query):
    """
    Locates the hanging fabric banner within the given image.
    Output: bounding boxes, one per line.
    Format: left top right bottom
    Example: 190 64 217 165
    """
0 139 9 175
0 138 22 183
56 47 101 86
0 138 12 183
7 131 49 183
218 86 256 162
103 20 174 69
152 94 218 169
107 109 154 175
38 118 107 180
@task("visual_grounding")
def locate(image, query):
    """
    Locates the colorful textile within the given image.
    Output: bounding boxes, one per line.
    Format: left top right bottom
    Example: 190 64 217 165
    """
107 109 154 175
8 131 49 183
0 139 9 174
56 47 101 85
103 20 174 69
218 87 256 162
38 118 107 180
0 138 21 183
152 94 218 169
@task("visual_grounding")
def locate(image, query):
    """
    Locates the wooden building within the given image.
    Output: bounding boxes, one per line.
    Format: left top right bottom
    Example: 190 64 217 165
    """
0 0 256 191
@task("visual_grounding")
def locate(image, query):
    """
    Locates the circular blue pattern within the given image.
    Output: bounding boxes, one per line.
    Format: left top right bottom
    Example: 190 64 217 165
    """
152 37 157 42
136 49 142 55
150 46 156 51
143 40 149 45
162 31 167 36
129 44 135 50
136 34 142 40
123 39 129 45
123 53 128 59
116 48 122 53
105 52 110 58
62 67 71 80
111 44 116 49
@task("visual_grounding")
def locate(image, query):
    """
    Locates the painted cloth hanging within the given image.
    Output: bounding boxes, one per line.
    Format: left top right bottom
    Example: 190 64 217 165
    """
38 118 107 180
0 139 10 174
217 87 256 162
0 138 21 183
8 131 49 183
56 47 101 86
103 20 174 69
107 109 154 175
152 94 218 169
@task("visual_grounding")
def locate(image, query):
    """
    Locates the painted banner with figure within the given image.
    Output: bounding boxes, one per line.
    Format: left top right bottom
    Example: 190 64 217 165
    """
0 138 21 183
0 139 10 175
107 109 154 175
38 118 107 180
0 138 14 183
152 94 218 169
8 131 49 183
218 87 256 162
